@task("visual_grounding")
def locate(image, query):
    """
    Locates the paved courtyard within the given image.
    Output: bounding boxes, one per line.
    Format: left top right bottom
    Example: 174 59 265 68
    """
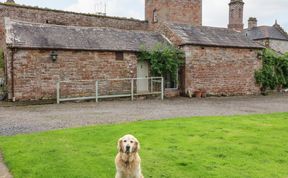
0 94 288 136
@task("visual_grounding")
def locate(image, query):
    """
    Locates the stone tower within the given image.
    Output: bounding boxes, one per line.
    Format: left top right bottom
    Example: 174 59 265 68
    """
228 0 244 31
145 0 202 26
5 0 15 3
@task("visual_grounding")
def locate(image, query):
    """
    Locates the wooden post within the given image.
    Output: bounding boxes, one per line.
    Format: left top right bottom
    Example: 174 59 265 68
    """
151 77 154 93
56 82 60 104
161 77 164 100
96 81 99 103
131 79 134 101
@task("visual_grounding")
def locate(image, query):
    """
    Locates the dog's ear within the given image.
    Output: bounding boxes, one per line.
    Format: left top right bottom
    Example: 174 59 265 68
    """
117 138 123 153
133 138 140 152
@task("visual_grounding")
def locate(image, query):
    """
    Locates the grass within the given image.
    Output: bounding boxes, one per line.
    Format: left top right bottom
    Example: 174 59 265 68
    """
0 113 288 178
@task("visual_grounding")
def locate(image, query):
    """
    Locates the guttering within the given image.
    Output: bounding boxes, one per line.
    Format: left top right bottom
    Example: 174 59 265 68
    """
179 43 264 49
7 46 146 53
253 38 288 42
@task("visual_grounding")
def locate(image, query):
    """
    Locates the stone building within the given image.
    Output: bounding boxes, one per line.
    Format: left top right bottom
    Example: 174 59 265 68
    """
0 0 263 101
145 0 202 27
244 18 288 54
161 23 262 95
4 18 167 100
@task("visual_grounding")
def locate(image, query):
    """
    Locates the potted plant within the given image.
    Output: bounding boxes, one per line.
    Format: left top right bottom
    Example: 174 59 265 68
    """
201 88 207 98
194 90 202 98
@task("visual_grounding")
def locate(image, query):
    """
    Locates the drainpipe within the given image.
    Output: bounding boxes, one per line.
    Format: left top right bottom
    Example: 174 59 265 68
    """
10 48 15 102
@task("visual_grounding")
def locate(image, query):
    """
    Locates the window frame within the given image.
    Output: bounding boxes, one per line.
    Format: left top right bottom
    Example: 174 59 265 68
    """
115 52 124 61
153 9 158 23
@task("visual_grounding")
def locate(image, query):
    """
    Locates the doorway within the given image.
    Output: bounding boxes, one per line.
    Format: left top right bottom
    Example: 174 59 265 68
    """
137 61 149 92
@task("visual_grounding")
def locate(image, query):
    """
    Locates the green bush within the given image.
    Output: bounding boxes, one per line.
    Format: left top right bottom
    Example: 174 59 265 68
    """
255 49 288 92
138 43 185 81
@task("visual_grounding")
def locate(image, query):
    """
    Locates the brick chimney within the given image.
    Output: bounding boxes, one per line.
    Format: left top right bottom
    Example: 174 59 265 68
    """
248 17 257 29
228 0 244 32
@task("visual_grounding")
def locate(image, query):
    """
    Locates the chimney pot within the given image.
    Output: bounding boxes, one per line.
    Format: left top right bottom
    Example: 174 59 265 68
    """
248 17 257 29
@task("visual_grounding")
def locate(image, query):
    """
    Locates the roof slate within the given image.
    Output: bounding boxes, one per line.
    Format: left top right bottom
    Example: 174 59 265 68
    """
5 18 167 51
167 23 263 48
244 25 288 41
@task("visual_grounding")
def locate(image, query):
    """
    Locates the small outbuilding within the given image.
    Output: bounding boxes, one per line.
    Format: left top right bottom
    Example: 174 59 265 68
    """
4 18 167 101
160 23 264 96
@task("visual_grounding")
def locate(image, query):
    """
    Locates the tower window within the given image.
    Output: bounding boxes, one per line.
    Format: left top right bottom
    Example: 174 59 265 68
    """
153 9 158 23
239 8 242 18
230 9 234 18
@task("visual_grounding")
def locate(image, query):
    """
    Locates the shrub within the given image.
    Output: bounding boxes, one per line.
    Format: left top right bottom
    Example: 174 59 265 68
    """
138 43 185 81
255 49 288 92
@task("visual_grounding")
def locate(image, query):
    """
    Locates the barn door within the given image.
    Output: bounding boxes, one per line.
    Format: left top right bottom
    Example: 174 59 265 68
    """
137 61 149 92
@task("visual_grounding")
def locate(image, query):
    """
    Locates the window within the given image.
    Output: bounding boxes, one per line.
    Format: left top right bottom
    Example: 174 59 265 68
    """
238 8 242 18
115 52 124 61
230 9 234 18
165 70 179 89
153 9 158 23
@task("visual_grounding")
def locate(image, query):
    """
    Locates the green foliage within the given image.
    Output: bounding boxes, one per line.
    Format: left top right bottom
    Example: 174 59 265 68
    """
138 43 185 80
255 49 288 92
1 113 288 177
0 49 4 69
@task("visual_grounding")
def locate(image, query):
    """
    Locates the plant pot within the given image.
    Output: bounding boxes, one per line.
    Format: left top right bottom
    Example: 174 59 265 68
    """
194 90 202 98
201 91 207 98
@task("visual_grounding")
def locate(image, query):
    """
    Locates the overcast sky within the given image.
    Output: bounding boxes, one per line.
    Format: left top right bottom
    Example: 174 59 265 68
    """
2 0 288 31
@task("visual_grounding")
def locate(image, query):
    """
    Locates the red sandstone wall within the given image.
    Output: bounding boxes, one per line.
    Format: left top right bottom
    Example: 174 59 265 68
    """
7 49 137 101
145 0 202 27
0 4 147 29
183 46 261 96
0 4 148 49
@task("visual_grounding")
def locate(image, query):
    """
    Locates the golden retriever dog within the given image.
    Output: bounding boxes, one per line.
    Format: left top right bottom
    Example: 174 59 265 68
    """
115 134 144 178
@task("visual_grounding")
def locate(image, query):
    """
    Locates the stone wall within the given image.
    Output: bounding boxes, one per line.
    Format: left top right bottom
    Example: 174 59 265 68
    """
183 46 261 96
6 49 137 101
268 39 288 54
145 0 202 27
0 3 148 48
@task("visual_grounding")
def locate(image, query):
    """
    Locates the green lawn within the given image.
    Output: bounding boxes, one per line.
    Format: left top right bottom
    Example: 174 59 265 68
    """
0 113 288 178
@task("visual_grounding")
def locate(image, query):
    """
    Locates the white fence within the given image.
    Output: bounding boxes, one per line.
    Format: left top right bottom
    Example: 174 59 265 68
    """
56 77 164 104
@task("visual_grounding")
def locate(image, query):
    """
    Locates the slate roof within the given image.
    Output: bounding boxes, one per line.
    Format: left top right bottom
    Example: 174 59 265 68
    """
244 25 288 41
167 23 263 48
5 18 167 51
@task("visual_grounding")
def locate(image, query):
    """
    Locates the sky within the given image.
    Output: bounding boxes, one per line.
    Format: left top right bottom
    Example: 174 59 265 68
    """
2 0 287 31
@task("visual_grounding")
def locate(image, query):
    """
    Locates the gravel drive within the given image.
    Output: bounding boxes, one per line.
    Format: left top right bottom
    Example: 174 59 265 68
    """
0 154 12 178
0 94 288 136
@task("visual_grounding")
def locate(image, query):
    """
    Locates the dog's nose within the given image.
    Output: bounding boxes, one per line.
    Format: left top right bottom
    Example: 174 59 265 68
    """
126 145 130 150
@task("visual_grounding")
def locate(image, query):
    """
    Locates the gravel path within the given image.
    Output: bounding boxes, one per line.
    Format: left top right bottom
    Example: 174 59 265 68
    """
0 153 12 178
0 94 288 136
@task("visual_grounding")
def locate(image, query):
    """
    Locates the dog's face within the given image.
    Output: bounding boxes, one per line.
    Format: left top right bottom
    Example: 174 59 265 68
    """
117 134 140 154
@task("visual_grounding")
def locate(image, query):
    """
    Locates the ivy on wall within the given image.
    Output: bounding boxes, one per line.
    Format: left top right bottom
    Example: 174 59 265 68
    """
255 49 288 93
138 43 185 81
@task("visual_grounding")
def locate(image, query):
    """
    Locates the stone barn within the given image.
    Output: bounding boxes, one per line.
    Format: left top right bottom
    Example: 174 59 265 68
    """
159 23 263 95
4 18 167 101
